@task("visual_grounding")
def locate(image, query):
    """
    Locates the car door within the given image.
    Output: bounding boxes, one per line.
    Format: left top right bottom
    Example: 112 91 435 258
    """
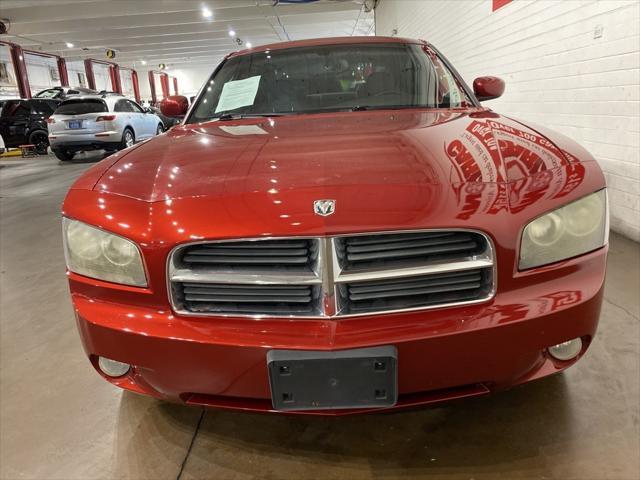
0 100 30 147
114 99 137 138
29 100 56 132
127 100 153 138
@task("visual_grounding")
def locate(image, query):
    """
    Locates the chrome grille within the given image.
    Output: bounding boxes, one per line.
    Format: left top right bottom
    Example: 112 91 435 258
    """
168 230 495 317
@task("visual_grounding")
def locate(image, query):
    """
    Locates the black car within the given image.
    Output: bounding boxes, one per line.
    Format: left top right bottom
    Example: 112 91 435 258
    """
0 99 60 154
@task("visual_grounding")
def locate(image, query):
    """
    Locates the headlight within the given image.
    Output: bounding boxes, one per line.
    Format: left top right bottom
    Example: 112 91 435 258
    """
519 190 608 270
63 218 147 287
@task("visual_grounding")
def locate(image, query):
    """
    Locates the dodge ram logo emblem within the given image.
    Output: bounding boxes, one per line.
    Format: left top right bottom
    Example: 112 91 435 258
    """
313 199 336 216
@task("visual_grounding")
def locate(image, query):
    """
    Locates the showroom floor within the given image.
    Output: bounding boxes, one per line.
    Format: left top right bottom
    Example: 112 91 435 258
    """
1 153 638 480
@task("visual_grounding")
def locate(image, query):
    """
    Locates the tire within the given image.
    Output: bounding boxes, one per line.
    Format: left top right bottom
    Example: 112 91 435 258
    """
29 130 49 155
156 123 164 135
120 128 135 150
52 148 74 161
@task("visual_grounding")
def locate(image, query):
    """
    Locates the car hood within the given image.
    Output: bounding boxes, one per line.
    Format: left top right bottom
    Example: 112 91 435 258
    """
95 109 585 201
78 109 602 236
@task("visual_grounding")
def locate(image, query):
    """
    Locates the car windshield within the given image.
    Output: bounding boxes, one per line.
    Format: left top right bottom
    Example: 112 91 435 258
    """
35 89 60 99
54 99 107 115
189 43 471 123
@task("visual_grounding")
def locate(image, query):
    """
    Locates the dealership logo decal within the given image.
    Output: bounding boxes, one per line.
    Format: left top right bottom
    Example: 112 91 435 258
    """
313 199 336 217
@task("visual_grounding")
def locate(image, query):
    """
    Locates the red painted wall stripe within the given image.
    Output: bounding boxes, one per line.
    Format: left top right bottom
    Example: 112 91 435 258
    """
492 0 512 11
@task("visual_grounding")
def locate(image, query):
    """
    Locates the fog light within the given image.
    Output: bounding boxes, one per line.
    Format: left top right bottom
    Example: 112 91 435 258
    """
98 356 130 377
548 338 583 361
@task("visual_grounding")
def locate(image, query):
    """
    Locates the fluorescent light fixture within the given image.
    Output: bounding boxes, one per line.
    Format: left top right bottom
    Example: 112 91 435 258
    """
202 7 213 19
228 29 236 37
66 42 74 48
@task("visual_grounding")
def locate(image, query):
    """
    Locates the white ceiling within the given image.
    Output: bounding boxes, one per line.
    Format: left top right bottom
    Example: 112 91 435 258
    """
0 0 375 70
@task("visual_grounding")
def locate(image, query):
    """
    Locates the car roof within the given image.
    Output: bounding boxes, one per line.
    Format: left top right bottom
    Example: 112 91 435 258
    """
228 36 425 58
57 94 137 108
5 98 59 104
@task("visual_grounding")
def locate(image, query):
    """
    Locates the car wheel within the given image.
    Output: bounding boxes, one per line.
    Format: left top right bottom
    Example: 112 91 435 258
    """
156 124 164 135
52 148 74 161
29 130 49 155
120 128 135 150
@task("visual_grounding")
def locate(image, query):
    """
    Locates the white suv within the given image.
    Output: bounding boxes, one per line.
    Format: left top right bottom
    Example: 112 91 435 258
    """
47 95 163 161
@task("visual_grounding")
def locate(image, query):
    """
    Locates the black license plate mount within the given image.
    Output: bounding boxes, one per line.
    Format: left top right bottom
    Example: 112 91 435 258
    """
267 346 397 411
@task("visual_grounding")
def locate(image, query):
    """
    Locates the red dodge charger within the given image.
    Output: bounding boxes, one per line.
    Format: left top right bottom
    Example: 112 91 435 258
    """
62 37 608 414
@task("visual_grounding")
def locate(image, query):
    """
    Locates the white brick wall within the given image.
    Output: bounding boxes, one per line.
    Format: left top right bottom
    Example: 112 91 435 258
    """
376 0 640 241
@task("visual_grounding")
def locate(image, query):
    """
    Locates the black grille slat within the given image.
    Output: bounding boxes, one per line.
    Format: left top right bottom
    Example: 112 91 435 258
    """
187 303 318 315
339 268 491 314
336 231 486 271
183 287 311 297
183 255 309 264
346 235 473 253
349 282 481 301
345 232 455 246
186 295 312 303
346 241 478 262
348 271 483 296
187 248 309 256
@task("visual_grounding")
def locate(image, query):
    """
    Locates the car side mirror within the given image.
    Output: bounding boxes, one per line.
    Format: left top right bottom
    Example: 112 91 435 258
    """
160 95 189 118
473 76 505 102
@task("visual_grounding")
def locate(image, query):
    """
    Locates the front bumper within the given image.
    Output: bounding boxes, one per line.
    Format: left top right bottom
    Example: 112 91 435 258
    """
49 131 121 151
71 246 606 415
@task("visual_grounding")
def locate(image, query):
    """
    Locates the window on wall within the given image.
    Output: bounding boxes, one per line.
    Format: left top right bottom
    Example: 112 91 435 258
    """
0 62 10 82
77 72 86 87
25 53 62 97
119 69 135 98
0 44 20 98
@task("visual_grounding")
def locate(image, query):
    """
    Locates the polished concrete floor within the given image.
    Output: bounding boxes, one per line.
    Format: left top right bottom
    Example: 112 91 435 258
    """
1 153 639 480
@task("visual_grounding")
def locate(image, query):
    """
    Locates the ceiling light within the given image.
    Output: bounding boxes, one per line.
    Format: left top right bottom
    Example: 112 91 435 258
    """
202 7 213 19
66 42 74 48
141 60 147 65
246 42 252 48
228 29 236 37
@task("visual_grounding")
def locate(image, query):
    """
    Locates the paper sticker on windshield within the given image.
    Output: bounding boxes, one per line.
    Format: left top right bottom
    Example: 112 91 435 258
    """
219 125 267 135
215 75 261 113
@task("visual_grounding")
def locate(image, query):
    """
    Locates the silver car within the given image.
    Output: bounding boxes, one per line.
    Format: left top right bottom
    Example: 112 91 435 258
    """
47 94 164 161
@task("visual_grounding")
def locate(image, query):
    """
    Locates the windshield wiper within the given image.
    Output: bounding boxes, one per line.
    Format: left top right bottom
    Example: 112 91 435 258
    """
350 105 441 112
212 112 287 121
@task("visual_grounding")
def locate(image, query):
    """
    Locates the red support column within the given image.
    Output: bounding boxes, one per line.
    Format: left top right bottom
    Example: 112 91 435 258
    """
131 70 141 103
9 44 31 99
84 59 96 90
173 76 179 95
110 64 122 93
57 57 69 87
148 71 157 104
160 73 169 99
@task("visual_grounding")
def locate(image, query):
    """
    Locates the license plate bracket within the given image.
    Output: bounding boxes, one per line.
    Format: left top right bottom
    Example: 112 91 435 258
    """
267 346 397 411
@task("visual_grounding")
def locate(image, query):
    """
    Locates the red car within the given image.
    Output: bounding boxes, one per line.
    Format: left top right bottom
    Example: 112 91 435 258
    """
62 37 608 414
